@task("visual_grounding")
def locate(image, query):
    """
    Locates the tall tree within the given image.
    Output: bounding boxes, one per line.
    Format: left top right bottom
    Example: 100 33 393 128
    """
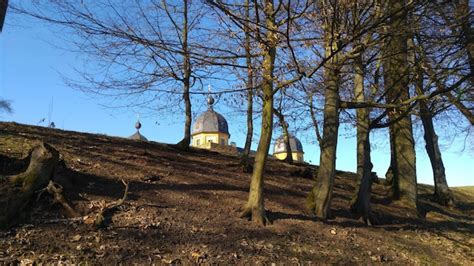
307 1 343 219
415 67 454 206
176 0 193 148
239 0 278 225
350 50 374 224
382 0 418 210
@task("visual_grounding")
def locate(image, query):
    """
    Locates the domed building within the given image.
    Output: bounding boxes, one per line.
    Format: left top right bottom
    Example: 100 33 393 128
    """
191 93 230 149
273 135 304 162
129 120 148 141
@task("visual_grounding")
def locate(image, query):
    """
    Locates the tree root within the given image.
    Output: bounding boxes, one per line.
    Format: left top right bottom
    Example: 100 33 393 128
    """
433 191 455 207
44 180 80 218
240 206 272 226
239 159 253 173
90 179 129 228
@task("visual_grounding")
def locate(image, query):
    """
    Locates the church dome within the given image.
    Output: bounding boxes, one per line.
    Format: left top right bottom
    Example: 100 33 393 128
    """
192 108 229 136
273 135 304 154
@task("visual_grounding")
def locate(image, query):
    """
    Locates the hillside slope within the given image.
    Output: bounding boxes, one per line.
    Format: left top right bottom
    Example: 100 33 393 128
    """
0 122 473 264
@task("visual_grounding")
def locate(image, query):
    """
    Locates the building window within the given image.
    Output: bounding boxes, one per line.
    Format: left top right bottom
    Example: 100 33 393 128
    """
220 138 225 145
196 139 201 146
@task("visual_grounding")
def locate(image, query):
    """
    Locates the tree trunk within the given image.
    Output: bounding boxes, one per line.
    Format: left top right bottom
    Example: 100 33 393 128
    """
240 0 276 226
274 108 293 164
0 142 59 229
350 53 374 225
383 0 418 210
177 0 192 149
309 91 322 146
385 127 395 186
415 69 454 206
240 0 254 171
419 100 454 206
307 29 341 220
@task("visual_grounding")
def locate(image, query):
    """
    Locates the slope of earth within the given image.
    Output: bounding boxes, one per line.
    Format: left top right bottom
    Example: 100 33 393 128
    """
0 122 473 264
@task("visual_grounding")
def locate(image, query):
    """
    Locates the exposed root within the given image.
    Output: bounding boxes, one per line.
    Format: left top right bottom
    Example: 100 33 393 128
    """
176 139 191 150
433 191 455 207
91 179 129 228
240 206 272 226
45 180 80 217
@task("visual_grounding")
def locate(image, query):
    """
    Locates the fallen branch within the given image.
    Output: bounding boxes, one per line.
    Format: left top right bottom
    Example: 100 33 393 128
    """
91 179 129 228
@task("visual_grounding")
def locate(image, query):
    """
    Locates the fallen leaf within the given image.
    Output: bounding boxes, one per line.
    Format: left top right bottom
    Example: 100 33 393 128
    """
71 234 82 242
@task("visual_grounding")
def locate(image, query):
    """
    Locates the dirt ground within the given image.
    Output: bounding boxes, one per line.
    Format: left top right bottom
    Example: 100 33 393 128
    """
1 122 473 264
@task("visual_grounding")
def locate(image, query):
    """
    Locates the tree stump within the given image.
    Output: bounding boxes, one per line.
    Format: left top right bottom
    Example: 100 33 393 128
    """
0 142 59 229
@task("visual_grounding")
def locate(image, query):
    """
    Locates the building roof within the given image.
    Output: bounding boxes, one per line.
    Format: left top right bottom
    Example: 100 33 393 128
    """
192 108 229 136
129 131 148 141
192 92 229 136
273 135 304 154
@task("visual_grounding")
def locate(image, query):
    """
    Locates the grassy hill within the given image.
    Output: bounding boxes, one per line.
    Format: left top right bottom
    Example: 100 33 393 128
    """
0 122 473 264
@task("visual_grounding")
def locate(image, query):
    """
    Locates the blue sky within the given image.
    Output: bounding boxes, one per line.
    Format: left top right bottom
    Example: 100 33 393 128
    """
1 12 472 187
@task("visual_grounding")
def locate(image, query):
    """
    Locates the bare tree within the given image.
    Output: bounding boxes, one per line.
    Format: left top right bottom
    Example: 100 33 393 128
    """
13 1 213 147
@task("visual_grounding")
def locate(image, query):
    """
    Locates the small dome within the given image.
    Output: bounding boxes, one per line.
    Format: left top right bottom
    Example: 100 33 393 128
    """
129 119 147 141
273 135 304 154
192 109 229 136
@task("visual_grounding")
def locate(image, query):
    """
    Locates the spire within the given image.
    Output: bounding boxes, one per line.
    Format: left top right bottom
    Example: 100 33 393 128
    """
129 114 148 141
207 84 215 110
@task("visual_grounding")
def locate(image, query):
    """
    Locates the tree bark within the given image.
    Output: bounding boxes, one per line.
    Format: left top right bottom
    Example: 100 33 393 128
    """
350 53 374 225
309 91 323 146
383 0 418 210
241 0 254 171
307 27 341 219
274 108 293 164
240 0 276 226
0 142 59 229
415 69 454 206
177 0 192 149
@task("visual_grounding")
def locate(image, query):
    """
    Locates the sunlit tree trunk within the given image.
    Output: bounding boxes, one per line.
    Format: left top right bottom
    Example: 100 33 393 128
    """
350 53 373 225
307 24 341 219
383 0 418 210
240 0 277 226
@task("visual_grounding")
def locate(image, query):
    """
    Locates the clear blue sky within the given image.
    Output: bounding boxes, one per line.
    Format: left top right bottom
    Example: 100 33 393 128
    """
1 12 472 187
